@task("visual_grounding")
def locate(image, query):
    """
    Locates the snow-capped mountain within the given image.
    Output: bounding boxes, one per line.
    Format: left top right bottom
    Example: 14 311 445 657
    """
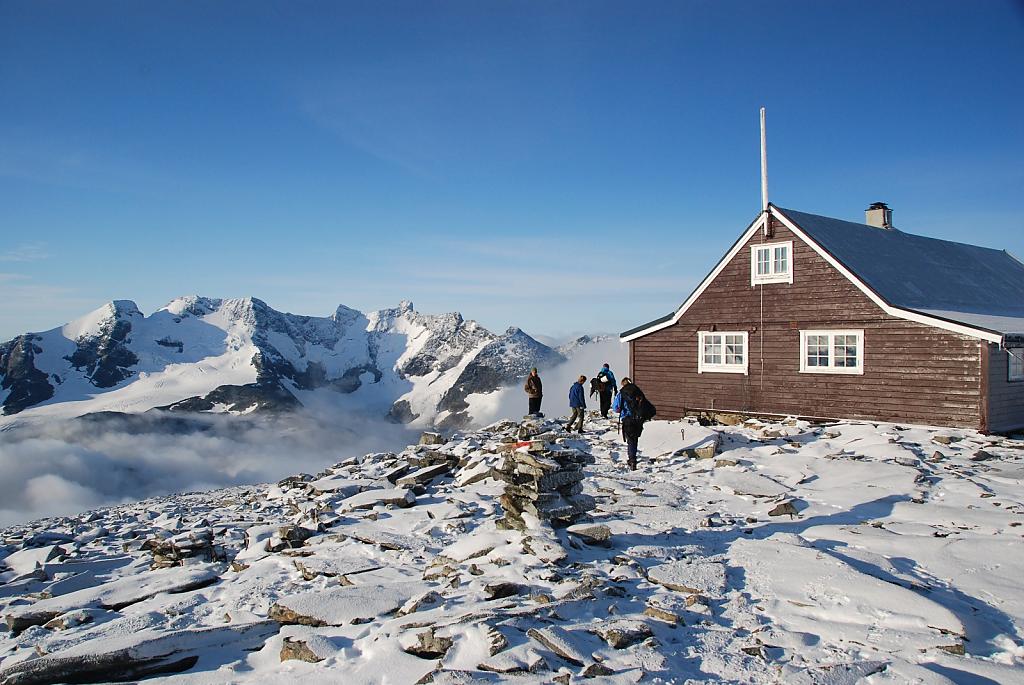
0 297 571 428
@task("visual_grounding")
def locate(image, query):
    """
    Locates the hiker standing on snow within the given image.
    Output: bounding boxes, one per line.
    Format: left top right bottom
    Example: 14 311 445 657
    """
524 368 543 416
613 377 646 470
566 375 587 433
596 363 617 419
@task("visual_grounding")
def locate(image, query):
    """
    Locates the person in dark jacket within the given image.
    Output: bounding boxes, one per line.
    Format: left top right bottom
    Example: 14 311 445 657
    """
599 364 617 393
566 375 587 433
594 365 616 418
612 377 646 470
524 368 543 416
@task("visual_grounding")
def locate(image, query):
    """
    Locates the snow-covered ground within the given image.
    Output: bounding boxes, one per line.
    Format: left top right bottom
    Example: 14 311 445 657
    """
1 415 1022 684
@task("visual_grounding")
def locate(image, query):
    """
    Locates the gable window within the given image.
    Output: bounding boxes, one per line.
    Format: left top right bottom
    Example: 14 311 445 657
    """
750 241 793 285
800 330 864 374
1009 347 1024 382
698 331 748 374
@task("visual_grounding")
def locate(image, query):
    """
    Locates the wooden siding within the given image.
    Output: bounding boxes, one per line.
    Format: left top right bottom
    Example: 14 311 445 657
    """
631 217 984 429
986 343 1024 432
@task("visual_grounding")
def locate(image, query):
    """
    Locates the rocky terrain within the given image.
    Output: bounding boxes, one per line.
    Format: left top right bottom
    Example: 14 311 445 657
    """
0 297 571 429
1 415 1022 684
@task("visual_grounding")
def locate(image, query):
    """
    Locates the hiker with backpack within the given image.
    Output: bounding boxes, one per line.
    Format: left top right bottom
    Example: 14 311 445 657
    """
612 377 655 470
566 375 587 433
593 367 615 419
524 368 543 416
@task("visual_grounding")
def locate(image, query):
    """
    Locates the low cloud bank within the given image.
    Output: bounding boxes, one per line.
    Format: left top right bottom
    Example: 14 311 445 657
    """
0 411 419 528
467 337 628 425
0 338 628 528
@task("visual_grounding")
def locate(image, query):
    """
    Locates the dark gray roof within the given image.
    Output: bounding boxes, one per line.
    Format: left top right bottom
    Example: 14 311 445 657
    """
621 205 1024 340
620 312 674 339
776 206 1024 334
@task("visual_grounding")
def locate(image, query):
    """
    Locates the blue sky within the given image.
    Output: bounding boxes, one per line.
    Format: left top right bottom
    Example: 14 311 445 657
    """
2 1 1022 342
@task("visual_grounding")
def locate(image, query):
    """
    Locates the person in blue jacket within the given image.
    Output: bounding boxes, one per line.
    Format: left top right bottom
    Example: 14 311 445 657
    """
596 363 617 418
612 377 645 470
599 363 617 391
566 374 587 433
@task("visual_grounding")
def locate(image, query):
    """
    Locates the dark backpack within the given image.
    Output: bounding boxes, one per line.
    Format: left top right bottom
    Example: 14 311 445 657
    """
623 386 657 422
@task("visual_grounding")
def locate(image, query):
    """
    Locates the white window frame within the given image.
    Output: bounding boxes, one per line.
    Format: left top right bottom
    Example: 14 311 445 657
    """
698 331 748 374
1009 346 1024 382
750 240 793 285
799 329 865 375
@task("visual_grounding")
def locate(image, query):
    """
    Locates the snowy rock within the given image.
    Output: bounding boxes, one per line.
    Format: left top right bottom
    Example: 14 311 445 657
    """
269 584 414 626
483 582 523 600
397 463 451 487
478 645 547 673
767 500 801 517
280 637 324 663
4 565 221 631
142 529 217 568
292 557 382 581
712 471 790 498
782 660 889 684
341 526 426 551
419 432 446 446
338 488 416 511
307 477 375 497
588 619 653 648
454 460 494 487
685 433 721 459
398 590 444 616
0 622 277 685
401 627 454 659
527 625 589 666
43 608 99 631
566 523 612 547
1 544 65 577
647 561 727 596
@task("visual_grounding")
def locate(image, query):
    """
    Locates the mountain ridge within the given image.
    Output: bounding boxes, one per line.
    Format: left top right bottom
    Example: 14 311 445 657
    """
0 297 581 428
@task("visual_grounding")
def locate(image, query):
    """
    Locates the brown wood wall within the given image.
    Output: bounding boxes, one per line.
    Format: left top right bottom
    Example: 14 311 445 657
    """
630 217 985 429
986 343 1024 432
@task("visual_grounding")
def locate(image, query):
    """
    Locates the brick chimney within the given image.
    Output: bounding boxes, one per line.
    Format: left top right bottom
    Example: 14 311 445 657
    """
865 202 893 229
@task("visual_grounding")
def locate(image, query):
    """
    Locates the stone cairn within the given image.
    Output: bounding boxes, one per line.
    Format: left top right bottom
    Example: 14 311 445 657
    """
496 419 596 530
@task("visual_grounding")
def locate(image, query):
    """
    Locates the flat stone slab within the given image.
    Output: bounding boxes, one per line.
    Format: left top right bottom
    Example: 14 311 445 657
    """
566 523 612 546
588 618 653 648
712 471 790 498
4 565 221 631
307 477 377 497
340 526 427 552
1 544 65 577
396 463 450 487
455 460 494 487
269 584 414 626
647 561 727 596
338 488 416 511
0 621 277 684
293 557 383 580
527 625 589 666
383 463 411 483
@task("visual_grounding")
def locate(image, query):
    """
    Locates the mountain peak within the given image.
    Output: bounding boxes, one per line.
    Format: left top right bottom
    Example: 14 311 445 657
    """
332 304 361 325
62 300 140 341
162 295 221 317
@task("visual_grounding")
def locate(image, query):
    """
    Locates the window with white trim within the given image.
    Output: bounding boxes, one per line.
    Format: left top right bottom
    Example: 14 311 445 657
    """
1009 347 1024 382
750 241 793 285
799 330 864 374
698 331 748 374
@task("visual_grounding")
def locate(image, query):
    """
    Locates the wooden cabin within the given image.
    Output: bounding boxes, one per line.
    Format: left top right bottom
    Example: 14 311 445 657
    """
621 204 1024 432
